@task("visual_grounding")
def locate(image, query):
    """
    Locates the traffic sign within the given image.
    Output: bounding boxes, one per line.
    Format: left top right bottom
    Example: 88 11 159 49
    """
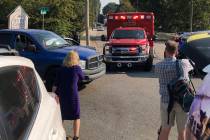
40 7 49 15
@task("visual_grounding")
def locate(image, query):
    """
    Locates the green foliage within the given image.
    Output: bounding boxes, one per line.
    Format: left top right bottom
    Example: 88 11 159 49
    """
90 0 101 27
102 0 135 15
192 0 210 31
0 0 101 36
116 0 135 12
102 2 119 15
129 0 210 32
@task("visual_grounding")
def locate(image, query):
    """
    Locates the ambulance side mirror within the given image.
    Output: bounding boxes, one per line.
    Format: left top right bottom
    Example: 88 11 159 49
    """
153 35 158 41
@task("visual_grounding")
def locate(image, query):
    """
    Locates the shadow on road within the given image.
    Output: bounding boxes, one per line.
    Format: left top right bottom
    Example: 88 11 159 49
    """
106 67 157 78
78 83 87 91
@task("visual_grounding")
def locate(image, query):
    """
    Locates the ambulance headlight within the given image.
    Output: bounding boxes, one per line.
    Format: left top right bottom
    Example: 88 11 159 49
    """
79 60 86 70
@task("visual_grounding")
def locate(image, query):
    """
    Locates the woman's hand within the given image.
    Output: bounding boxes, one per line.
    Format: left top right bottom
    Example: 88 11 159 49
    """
54 95 59 104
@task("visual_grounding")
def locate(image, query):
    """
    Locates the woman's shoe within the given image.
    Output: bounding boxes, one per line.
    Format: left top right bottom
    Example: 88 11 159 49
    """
66 136 72 140
73 136 79 140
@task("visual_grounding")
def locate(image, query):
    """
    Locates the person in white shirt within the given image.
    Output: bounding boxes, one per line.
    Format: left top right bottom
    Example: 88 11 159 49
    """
186 64 210 140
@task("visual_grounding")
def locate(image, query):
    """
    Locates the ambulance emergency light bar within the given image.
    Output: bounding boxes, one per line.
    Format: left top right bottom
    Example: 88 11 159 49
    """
108 15 152 20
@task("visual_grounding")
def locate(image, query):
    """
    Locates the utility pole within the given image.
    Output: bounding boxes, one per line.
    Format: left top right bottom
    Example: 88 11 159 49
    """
190 0 193 32
42 14 45 30
86 0 90 46
136 0 139 12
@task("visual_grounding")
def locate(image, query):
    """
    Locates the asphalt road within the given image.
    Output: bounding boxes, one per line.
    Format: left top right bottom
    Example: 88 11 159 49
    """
64 30 202 140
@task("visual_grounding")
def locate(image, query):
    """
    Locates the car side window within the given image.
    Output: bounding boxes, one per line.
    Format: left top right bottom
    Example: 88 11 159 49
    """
66 39 74 46
72 40 79 45
0 66 40 140
0 33 12 46
15 35 36 52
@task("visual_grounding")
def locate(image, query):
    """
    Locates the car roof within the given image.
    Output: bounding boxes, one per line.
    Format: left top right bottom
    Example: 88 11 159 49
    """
108 12 154 16
180 30 210 39
115 27 145 31
0 29 52 35
0 56 34 68
187 33 210 42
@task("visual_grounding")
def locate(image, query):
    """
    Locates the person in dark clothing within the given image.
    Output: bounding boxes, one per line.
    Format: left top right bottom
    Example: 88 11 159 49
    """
52 51 84 140
72 31 80 44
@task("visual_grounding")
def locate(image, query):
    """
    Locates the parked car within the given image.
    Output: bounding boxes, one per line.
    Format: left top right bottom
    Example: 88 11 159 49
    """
0 44 18 56
0 56 65 140
63 37 80 46
64 37 96 50
179 30 210 43
0 29 106 91
97 26 105 31
180 32 210 76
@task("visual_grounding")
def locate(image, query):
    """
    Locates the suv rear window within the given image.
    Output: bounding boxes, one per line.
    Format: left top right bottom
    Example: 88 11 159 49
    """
0 33 12 46
0 66 40 140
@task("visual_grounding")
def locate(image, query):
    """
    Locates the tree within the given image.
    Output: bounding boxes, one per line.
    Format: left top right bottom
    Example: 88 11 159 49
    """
129 0 210 32
116 0 135 12
102 2 119 15
90 0 101 27
0 0 101 36
192 0 210 31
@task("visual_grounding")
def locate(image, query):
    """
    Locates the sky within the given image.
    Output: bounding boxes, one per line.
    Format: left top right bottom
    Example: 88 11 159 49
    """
100 0 120 13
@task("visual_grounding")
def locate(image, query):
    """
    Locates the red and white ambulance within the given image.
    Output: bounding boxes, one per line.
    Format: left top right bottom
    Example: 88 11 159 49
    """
103 12 155 70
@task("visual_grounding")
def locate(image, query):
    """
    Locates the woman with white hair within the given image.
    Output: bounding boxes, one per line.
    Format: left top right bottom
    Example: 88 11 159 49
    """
52 51 84 140
186 64 210 140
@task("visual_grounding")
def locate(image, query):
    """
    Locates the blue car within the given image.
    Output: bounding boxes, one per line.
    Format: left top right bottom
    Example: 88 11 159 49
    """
0 29 106 91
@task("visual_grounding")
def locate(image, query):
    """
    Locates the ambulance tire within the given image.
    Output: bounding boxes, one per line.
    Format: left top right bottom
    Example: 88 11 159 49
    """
144 55 153 71
106 63 113 72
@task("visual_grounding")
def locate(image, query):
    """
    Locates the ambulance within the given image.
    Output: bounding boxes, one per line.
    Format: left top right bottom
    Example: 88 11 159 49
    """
103 12 155 70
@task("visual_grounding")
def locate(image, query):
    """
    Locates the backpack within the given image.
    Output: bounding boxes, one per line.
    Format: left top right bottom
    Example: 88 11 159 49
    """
167 60 196 124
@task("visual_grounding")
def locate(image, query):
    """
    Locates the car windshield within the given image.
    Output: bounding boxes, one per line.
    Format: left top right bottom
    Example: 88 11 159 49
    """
33 32 69 49
111 29 145 39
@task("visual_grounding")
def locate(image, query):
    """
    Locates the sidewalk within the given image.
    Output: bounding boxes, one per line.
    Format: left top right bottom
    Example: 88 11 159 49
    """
80 29 106 52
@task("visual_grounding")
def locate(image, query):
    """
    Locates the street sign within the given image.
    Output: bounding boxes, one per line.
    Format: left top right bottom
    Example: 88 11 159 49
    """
40 7 49 30
40 7 49 15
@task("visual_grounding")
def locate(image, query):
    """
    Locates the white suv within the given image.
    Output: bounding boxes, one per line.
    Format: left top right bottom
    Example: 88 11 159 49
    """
0 56 66 140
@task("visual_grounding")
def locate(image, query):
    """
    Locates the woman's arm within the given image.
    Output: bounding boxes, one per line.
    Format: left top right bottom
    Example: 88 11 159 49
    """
52 86 57 93
77 66 85 81
51 86 59 104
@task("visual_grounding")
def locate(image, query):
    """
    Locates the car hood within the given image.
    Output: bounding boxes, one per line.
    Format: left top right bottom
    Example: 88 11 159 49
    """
49 46 97 60
108 39 147 46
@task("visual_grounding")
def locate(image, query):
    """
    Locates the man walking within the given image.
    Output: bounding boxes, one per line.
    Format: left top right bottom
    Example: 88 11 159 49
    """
155 40 193 140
